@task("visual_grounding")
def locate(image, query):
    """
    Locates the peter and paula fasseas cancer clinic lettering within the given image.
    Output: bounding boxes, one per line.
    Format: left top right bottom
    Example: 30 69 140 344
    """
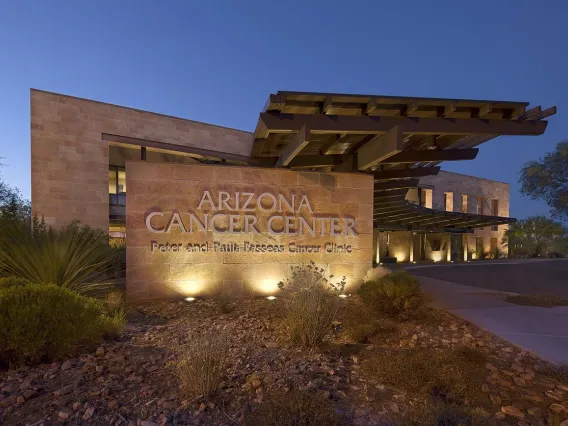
145 190 358 254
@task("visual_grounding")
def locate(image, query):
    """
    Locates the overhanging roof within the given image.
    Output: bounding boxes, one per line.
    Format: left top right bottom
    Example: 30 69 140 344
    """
251 91 556 232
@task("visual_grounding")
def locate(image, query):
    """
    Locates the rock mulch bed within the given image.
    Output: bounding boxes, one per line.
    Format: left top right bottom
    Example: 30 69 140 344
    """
1 297 567 425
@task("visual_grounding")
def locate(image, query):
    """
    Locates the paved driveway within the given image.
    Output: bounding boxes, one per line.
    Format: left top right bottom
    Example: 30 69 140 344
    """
406 260 568 364
407 259 568 298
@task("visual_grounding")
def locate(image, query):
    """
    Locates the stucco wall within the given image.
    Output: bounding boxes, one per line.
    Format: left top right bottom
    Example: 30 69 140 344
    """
31 89 253 230
126 163 374 301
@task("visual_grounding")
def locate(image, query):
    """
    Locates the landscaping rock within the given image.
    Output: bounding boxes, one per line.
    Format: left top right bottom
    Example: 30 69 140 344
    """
2 298 568 425
501 405 524 418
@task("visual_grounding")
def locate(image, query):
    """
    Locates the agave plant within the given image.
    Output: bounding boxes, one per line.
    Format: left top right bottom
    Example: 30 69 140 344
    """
0 219 125 296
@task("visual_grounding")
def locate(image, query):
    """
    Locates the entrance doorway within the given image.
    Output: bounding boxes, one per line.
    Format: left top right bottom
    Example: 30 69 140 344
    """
450 234 463 261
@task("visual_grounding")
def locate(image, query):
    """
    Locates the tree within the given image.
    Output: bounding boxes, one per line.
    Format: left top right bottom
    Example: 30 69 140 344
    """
502 215 566 257
520 141 568 221
0 180 30 224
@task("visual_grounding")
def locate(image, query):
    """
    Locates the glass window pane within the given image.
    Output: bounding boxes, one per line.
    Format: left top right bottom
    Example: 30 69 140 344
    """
108 170 117 194
117 171 126 194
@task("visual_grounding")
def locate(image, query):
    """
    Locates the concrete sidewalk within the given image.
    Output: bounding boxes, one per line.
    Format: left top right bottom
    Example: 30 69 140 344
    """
418 276 568 364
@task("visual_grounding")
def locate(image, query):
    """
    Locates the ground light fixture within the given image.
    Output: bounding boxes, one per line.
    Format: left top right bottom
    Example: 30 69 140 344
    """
184 297 196 302
266 296 276 301
338 294 348 299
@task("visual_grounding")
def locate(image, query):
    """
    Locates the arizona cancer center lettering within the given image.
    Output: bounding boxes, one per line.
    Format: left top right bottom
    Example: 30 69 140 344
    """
145 190 358 236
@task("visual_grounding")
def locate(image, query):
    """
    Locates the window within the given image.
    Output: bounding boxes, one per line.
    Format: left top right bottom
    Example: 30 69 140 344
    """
476 196 484 215
491 199 499 231
461 194 468 213
109 166 126 225
431 239 442 251
444 192 454 212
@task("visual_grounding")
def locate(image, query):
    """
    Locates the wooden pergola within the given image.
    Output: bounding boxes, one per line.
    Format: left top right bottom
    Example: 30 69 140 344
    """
250 91 556 232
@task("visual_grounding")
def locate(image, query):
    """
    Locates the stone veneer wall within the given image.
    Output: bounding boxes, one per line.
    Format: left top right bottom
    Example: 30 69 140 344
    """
420 171 510 256
126 163 374 301
31 89 253 230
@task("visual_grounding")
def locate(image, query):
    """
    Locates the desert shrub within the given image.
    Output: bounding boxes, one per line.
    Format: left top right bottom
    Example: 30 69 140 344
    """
105 291 125 315
362 265 390 283
357 271 428 320
361 347 487 404
0 276 31 289
278 262 345 347
100 309 126 339
540 363 568 383
244 390 348 426
174 331 230 398
504 294 568 308
400 403 491 426
0 284 119 364
345 318 397 343
0 220 125 296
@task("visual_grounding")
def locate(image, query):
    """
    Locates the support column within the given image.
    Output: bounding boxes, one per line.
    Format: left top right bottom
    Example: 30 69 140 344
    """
463 234 468 261
409 232 414 263
446 235 452 262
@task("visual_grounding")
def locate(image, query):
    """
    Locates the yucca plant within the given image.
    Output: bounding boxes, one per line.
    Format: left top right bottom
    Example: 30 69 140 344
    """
0 219 125 296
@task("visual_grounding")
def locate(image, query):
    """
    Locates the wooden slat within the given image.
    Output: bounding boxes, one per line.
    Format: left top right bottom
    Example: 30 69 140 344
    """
257 112 548 136
379 148 478 164
358 126 403 170
373 166 440 180
374 179 419 191
275 125 310 167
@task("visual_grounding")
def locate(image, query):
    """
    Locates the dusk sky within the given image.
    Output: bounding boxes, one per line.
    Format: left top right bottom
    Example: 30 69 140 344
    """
0 1 566 219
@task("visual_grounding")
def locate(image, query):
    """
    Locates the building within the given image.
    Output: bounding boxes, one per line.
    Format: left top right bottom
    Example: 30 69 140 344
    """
382 171 510 263
30 89 555 299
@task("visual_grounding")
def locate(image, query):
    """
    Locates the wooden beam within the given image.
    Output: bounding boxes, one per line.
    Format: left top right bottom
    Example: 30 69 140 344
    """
358 126 403 170
521 106 541 120
406 102 420 116
478 103 493 118
258 112 548 136
443 102 457 117
320 134 347 155
365 99 377 115
289 154 343 168
374 179 419 191
527 106 557 121
378 148 478 165
322 97 333 114
264 94 285 112
275 125 310 167
345 134 376 155
373 166 440 180
102 133 257 165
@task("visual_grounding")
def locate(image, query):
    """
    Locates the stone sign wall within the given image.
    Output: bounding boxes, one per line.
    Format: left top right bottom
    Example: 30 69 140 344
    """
126 162 374 301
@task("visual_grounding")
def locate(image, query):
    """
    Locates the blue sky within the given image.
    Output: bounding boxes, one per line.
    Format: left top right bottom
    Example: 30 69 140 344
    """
0 0 566 219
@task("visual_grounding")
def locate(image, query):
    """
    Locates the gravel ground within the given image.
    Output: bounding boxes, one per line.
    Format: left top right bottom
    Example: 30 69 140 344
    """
1 297 567 425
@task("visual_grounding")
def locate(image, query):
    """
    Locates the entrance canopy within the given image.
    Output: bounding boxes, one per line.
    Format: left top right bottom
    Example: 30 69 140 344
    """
250 91 556 232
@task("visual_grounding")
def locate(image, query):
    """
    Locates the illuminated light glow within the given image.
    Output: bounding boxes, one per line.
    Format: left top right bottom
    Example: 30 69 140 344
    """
185 297 196 302
431 252 443 262
338 294 348 299
266 296 276 301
